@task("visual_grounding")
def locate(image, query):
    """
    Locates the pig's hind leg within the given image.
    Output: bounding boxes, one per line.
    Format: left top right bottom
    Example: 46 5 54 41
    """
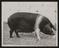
9 29 14 38
15 29 20 38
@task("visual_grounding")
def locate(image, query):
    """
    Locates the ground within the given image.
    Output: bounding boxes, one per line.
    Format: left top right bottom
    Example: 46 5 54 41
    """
2 22 57 46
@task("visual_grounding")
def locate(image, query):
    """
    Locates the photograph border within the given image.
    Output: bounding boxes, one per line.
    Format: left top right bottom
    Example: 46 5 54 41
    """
1 1 58 47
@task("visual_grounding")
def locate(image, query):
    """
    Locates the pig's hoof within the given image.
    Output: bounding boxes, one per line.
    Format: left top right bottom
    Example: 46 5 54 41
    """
10 36 13 38
17 36 20 38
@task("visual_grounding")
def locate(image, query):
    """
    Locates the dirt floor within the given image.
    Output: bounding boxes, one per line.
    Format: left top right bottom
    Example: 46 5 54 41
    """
2 22 57 46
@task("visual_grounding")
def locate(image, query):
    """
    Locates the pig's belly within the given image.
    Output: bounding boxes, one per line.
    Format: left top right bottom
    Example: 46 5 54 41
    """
16 21 34 33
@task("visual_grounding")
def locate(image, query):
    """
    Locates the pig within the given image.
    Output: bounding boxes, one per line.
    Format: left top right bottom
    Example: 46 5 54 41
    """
8 12 56 40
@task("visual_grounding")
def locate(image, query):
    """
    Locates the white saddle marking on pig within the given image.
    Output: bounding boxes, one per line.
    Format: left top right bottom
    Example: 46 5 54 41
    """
34 15 43 41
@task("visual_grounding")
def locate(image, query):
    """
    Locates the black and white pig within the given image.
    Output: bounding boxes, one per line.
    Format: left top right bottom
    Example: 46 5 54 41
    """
8 12 56 40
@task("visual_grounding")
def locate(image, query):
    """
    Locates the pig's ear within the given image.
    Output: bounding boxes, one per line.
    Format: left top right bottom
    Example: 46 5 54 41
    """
51 23 56 33
54 24 56 31
54 23 56 30
49 22 56 31
52 24 56 31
